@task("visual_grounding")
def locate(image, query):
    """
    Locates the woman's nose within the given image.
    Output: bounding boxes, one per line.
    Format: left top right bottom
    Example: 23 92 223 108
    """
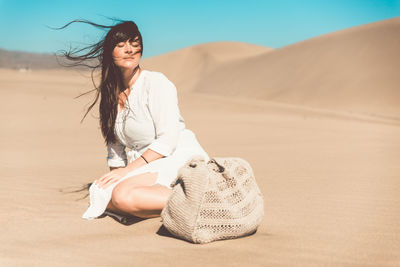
125 44 132 53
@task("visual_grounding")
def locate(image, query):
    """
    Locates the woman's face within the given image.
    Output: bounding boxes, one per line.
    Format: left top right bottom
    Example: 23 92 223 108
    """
112 38 142 70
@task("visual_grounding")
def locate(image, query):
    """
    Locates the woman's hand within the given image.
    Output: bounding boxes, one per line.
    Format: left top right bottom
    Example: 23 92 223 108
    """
94 149 164 189
95 167 130 189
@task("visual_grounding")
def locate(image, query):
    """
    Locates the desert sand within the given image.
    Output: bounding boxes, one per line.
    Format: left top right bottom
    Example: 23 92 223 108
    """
1 17 400 266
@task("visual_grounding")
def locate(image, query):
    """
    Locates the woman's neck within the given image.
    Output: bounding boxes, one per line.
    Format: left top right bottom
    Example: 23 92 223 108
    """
120 66 141 91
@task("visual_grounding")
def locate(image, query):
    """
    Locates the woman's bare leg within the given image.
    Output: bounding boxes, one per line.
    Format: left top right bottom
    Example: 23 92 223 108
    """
106 172 158 215
106 172 173 218
114 185 172 218
105 172 156 211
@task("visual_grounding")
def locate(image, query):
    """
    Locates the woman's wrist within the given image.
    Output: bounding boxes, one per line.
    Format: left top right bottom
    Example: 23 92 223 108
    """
122 149 164 173
124 156 148 172
141 154 149 164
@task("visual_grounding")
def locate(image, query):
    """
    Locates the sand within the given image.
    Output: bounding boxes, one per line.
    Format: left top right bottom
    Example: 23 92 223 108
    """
1 17 400 266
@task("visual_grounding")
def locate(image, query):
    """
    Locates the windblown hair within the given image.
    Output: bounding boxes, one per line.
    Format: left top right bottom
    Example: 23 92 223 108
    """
55 19 143 144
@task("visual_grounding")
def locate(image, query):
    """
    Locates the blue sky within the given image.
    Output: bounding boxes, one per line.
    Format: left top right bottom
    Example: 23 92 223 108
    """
0 0 399 59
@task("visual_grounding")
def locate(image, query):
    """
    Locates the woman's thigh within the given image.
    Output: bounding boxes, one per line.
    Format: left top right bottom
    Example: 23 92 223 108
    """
115 171 159 190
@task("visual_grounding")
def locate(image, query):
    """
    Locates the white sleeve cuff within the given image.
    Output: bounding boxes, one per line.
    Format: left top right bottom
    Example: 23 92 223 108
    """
107 157 127 168
107 141 128 167
148 140 175 157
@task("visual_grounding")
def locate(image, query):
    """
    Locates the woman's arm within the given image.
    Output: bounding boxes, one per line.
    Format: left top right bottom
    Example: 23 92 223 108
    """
98 148 164 188
146 72 182 156
123 148 165 172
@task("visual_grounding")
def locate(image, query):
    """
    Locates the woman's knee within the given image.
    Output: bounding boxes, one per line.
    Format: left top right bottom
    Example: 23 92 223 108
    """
111 172 156 203
111 186 128 209
111 186 145 213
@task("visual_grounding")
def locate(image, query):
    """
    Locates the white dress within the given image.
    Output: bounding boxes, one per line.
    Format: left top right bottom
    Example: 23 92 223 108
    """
82 69 209 220
107 69 210 188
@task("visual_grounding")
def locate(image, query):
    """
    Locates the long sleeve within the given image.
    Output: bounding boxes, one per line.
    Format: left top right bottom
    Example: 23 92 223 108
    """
147 73 182 157
107 141 127 167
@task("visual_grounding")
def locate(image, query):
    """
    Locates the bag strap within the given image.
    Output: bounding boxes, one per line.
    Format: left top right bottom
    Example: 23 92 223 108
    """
208 158 225 173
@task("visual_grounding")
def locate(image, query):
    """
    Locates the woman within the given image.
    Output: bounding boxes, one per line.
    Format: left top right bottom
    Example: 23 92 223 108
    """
59 20 210 220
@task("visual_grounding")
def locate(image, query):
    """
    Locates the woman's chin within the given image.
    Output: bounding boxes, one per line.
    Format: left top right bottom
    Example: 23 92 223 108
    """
117 63 139 71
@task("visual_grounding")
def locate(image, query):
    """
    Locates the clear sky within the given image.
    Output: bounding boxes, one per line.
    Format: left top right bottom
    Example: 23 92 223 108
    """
0 0 399 59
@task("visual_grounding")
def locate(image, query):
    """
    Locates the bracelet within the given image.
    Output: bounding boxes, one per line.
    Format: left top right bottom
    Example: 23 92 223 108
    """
141 155 149 164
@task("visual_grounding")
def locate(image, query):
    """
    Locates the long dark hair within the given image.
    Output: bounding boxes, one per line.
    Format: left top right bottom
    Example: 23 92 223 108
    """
55 19 143 144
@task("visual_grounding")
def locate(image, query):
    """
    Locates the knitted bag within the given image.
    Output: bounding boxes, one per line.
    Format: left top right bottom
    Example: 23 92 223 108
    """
160 155 264 244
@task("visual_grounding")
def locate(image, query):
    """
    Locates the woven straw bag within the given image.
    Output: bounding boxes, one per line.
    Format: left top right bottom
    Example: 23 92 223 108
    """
161 155 264 244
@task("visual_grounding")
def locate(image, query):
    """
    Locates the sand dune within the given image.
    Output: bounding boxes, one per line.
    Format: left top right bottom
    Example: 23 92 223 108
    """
141 41 272 92
0 48 59 70
191 17 400 120
1 17 400 266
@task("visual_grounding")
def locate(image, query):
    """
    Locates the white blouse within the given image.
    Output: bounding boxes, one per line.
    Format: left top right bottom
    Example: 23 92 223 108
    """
107 70 186 167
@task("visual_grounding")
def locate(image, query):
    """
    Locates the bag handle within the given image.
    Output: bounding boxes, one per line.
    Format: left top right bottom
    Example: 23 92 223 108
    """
208 158 225 173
